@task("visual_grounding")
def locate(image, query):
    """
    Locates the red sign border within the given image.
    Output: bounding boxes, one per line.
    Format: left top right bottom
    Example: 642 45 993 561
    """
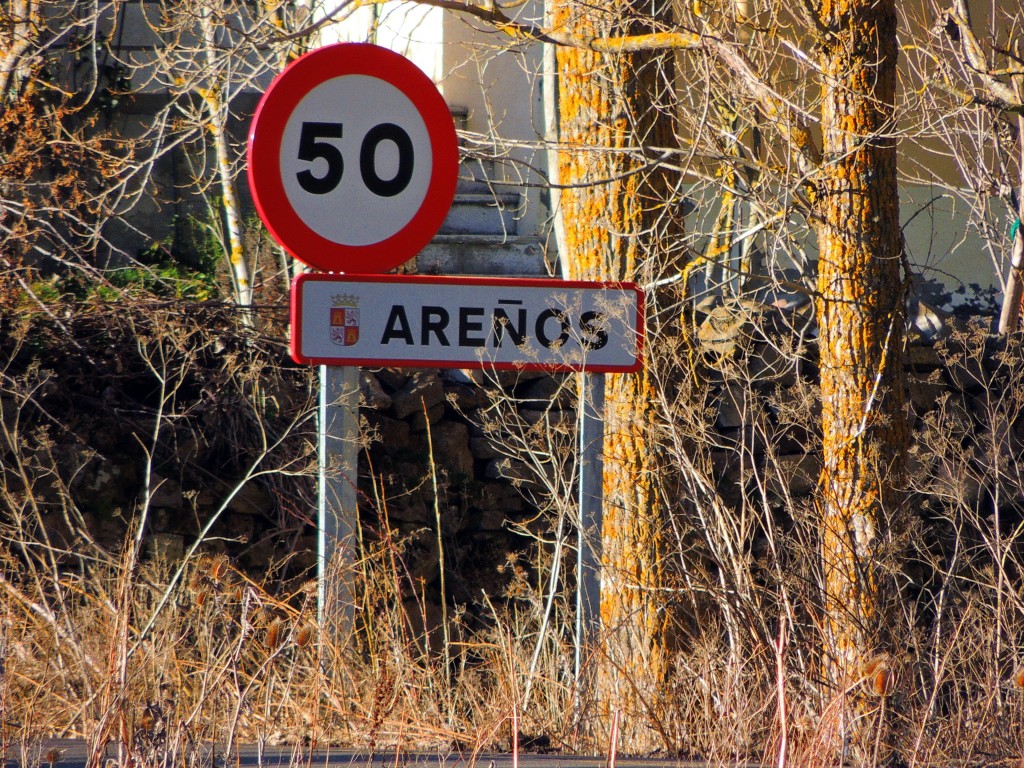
247 44 459 273
290 273 645 373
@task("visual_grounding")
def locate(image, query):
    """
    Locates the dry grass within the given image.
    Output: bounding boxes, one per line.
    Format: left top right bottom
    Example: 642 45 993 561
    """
0 302 574 766
3 303 1024 768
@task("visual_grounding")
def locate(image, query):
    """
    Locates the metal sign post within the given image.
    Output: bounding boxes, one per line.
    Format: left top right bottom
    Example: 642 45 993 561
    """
318 365 360 638
248 43 459 640
292 271 642 648
576 371 605 695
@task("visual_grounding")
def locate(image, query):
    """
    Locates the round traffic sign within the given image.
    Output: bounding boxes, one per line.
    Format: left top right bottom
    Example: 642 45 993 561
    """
247 44 459 273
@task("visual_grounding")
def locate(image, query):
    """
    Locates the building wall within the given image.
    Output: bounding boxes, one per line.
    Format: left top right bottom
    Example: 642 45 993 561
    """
318 0 551 245
43 1 1018 309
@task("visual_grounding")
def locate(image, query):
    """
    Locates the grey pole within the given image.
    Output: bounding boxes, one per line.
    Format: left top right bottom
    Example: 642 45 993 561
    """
575 371 605 688
318 364 360 638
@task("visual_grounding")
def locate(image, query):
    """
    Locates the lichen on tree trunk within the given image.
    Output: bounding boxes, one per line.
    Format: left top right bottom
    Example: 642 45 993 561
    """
550 0 683 750
813 0 908 761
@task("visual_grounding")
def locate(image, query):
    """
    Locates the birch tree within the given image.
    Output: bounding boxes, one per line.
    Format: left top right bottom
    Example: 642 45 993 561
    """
903 0 1024 332
120 0 301 309
1 0 327 309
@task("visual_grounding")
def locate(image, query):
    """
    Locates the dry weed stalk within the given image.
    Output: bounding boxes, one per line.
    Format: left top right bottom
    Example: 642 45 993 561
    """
4 294 1024 765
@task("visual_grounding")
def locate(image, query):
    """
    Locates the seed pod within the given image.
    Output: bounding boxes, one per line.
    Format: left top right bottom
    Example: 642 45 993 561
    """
266 618 285 650
862 655 895 697
295 623 315 648
1010 665 1024 691
210 556 230 581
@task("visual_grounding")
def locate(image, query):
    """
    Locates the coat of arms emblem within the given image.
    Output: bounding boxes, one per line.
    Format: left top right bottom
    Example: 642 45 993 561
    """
329 294 359 347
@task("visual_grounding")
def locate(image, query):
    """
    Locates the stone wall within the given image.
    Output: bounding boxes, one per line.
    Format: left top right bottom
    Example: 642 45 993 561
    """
6 300 1023 640
351 365 563 615
693 297 1024 525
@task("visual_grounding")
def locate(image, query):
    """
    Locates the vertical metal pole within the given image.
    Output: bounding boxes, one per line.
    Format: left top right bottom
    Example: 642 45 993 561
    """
318 365 360 639
576 371 605 688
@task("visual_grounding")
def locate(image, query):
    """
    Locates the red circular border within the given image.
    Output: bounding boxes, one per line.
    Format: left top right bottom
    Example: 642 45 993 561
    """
247 44 458 273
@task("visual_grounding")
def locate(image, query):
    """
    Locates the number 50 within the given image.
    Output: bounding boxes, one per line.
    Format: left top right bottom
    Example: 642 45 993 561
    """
296 121 415 198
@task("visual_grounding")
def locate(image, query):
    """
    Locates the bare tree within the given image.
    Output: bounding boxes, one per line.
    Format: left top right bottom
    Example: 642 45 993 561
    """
104 0 303 308
0 1 115 304
902 0 1024 332
384 0 915 758
0 0 331 309
811 1 907 761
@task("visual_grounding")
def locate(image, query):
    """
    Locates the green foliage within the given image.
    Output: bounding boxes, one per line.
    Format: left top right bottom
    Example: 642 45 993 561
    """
138 213 222 274
19 262 219 305
24 277 65 304
104 261 219 301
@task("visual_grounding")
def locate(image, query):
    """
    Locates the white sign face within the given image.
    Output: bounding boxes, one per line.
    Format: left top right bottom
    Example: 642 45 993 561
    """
291 274 645 373
279 75 433 247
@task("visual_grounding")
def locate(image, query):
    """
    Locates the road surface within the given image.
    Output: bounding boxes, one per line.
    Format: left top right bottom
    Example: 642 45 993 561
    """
3 740 747 768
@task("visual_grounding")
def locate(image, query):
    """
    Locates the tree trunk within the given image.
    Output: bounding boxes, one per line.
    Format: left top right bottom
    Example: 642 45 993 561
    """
813 0 908 761
200 0 253 315
550 0 682 750
0 1 37 103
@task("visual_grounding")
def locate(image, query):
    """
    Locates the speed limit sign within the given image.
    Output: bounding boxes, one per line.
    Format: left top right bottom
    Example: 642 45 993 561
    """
247 44 459 273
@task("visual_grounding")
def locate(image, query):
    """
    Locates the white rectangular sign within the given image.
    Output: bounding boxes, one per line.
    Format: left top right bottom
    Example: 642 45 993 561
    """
290 273 644 372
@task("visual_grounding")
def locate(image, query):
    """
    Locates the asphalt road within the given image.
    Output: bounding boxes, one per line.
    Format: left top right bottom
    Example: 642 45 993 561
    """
2 740 738 768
